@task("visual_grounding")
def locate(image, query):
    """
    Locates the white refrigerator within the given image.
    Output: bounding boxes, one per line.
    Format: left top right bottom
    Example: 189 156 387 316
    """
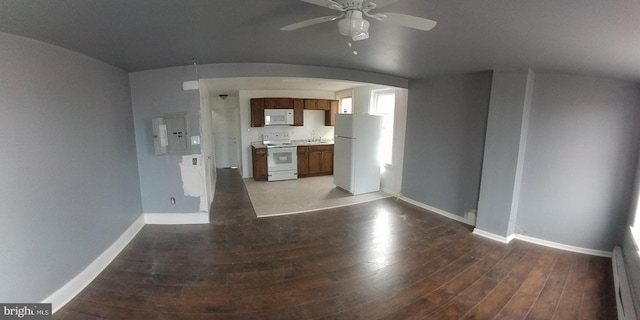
334 114 382 195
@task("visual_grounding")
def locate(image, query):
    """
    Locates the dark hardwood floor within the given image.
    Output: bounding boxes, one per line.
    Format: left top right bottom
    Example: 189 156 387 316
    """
55 168 616 319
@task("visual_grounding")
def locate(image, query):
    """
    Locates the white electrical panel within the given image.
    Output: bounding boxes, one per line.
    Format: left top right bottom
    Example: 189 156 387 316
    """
152 117 168 155
152 114 188 155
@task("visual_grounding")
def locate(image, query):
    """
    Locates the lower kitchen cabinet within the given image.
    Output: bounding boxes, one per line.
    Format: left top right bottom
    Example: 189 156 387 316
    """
297 146 310 177
308 145 334 176
256 144 333 181
252 146 268 181
298 144 333 177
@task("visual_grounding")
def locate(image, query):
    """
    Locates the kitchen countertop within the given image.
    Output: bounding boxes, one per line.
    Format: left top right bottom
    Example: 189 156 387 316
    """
294 140 334 146
251 140 334 148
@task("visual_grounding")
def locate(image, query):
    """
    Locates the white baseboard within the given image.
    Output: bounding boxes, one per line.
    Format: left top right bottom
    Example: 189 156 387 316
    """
45 212 210 313
471 228 612 257
380 187 400 197
43 214 145 313
398 196 475 226
515 234 612 257
144 212 209 224
472 228 514 243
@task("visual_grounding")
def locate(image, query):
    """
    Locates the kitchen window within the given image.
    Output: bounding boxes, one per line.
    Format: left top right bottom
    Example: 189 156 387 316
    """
372 89 395 166
339 96 352 114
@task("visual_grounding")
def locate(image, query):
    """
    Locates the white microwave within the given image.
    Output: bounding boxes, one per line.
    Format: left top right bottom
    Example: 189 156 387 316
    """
265 109 294 126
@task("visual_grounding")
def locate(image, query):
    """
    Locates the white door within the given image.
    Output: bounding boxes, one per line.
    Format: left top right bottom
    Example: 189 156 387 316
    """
212 98 240 168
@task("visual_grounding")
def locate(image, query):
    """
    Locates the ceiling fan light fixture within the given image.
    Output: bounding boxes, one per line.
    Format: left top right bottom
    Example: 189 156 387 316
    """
352 32 369 41
337 11 370 40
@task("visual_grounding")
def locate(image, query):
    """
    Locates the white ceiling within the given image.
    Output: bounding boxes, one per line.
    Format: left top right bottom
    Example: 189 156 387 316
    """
1 0 639 81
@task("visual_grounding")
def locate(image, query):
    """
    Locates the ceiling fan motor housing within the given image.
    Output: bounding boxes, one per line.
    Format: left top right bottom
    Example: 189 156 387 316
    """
338 0 365 10
337 10 370 38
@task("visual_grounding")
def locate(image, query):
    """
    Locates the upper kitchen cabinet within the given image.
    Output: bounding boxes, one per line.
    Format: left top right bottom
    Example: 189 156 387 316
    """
303 99 317 110
317 99 331 111
251 97 337 127
293 98 304 126
304 99 332 111
325 100 339 126
264 98 293 109
250 98 265 127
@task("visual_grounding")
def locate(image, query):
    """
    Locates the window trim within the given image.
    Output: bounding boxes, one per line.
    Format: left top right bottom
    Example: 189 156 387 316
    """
371 89 396 166
336 90 354 114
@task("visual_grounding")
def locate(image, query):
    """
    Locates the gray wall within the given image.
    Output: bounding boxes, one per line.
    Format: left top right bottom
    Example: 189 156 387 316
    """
476 70 533 237
516 73 640 251
0 32 141 301
130 67 202 213
402 72 492 217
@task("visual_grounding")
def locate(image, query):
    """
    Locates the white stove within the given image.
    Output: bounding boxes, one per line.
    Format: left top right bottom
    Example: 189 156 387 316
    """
262 133 298 181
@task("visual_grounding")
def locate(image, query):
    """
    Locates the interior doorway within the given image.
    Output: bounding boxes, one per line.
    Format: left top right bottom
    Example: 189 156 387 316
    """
211 95 241 169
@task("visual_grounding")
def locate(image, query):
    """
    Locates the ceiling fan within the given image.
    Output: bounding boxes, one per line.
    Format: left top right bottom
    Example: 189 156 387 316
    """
280 0 437 41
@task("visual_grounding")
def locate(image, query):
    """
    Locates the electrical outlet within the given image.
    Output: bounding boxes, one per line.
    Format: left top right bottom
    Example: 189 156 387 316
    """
192 158 197 165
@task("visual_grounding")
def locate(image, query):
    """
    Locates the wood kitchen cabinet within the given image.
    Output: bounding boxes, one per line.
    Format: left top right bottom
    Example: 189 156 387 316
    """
293 98 304 126
252 97 337 127
304 99 332 111
308 144 334 176
298 144 333 177
264 98 292 109
297 146 310 177
303 99 317 110
325 100 339 126
252 146 268 181
316 99 331 111
252 97 303 127
250 98 265 127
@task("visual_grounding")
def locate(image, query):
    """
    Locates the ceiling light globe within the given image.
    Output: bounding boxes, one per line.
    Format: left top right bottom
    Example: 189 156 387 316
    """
338 15 370 38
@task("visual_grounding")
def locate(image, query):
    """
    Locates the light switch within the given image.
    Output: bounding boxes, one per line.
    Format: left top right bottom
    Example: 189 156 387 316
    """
191 136 201 145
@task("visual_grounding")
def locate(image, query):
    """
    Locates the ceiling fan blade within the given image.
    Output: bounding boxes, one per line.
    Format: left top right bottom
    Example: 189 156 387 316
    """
378 12 437 31
364 0 401 9
300 0 343 10
280 15 341 31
